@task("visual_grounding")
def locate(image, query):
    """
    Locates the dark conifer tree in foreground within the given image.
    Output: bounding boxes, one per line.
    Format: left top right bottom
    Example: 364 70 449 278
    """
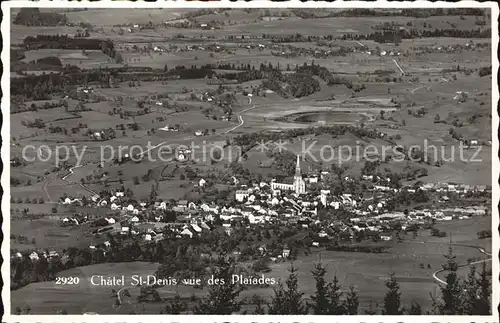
475 261 491 315
438 246 464 314
345 285 359 315
268 264 307 314
161 294 187 314
408 302 423 315
463 262 491 315
310 262 347 314
193 256 241 314
383 272 403 315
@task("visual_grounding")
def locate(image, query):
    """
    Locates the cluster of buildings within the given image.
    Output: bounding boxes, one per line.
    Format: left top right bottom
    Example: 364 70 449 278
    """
45 154 491 251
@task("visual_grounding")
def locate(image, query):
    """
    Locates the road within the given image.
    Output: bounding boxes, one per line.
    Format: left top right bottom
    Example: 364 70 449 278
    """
224 115 244 134
62 165 82 181
431 244 492 285
62 165 99 196
223 104 257 134
42 176 53 203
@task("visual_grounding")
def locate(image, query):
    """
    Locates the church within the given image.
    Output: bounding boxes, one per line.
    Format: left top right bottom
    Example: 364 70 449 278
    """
271 155 306 195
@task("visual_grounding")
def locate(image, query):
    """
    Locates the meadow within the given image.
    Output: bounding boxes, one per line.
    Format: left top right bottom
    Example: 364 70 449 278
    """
11 216 491 314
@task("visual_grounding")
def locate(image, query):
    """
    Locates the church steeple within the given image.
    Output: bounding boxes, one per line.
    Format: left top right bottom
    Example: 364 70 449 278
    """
295 154 301 177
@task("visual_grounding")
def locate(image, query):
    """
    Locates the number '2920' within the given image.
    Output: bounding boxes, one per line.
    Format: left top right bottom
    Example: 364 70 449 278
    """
55 277 80 285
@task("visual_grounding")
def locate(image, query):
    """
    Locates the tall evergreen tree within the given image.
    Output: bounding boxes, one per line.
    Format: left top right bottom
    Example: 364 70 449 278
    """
463 265 479 314
345 285 359 315
310 263 330 314
438 246 464 314
475 261 491 315
309 263 346 314
269 265 307 314
193 256 241 314
465 261 491 315
161 294 187 314
408 302 422 315
383 273 403 315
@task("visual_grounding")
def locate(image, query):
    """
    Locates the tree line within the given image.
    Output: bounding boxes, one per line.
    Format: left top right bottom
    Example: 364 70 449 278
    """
14 8 68 26
157 246 490 315
342 28 491 44
22 34 114 54
292 8 486 19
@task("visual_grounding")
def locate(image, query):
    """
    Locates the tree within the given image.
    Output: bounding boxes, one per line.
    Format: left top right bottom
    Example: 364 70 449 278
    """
268 265 307 314
194 256 241 314
463 262 491 315
345 285 359 315
149 183 158 202
383 273 403 315
475 261 491 315
408 302 422 314
310 262 346 314
161 294 186 314
310 262 330 314
437 246 464 314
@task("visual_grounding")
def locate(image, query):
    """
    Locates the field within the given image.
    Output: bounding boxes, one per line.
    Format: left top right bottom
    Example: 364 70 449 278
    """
11 262 160 314
10 217 100 252
11 217 491 314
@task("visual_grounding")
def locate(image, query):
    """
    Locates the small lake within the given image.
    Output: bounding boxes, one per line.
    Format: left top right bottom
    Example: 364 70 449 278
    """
288 111 370 125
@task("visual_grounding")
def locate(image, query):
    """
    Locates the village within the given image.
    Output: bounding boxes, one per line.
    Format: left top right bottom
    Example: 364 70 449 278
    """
15 153 491 264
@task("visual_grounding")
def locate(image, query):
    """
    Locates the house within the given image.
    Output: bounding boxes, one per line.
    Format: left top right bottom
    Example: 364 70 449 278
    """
235 190 249 202
199 178 206 187
157 201 167 210
178 200 188 210
197 222 210 231
180 227 194 238
29 251 39 261
191 224 203 233
282 248 291 258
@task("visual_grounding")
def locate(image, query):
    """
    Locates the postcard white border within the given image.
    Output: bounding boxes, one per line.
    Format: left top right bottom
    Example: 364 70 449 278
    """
1 1 499 322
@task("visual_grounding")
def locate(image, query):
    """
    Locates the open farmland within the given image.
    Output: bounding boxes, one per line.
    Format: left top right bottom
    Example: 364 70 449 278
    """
9 6 494 317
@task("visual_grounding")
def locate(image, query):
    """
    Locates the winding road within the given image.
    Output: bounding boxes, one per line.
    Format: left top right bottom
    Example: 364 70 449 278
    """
223 104 257 134
62 165 99 196
431 244 492 285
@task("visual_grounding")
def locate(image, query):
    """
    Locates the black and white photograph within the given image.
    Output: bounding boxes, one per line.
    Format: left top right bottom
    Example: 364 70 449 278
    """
2 1 498 319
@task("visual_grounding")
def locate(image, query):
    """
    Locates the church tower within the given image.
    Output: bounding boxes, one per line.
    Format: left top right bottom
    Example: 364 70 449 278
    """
293 154 306 195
